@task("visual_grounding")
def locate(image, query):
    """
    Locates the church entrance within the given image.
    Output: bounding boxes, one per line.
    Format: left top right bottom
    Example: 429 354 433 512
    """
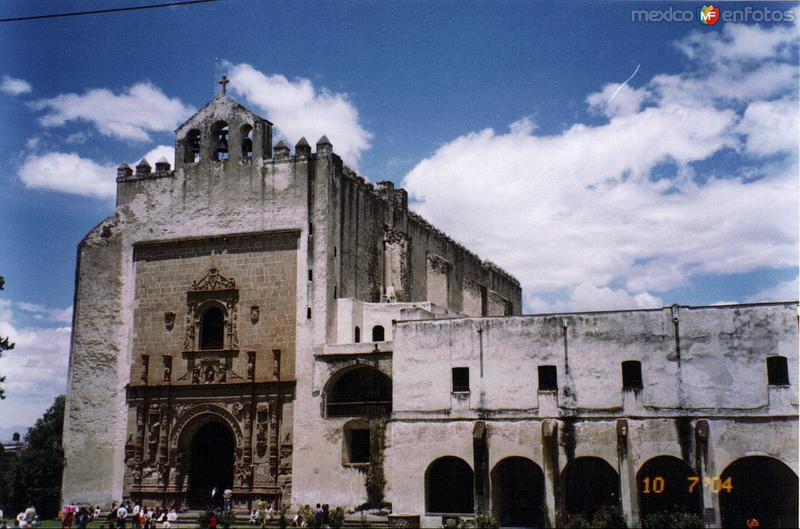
187 421 234 508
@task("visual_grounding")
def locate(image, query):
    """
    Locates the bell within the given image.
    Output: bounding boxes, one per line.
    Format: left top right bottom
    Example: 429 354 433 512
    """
216 137 228 154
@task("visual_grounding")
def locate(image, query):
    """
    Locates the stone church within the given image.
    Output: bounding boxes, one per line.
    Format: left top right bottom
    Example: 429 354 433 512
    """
62 88 798 528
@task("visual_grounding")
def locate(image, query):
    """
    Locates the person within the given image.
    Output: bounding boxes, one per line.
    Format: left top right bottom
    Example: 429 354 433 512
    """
131 504 141 529
313 505 322 529
93 507 101 520
321 505 330 529
107 503 118 529
249 509 258 526
23 508 36 529
62 506 75 529
76 508 91 529
116 503 128 529
207 510 218 529
746 518 760 529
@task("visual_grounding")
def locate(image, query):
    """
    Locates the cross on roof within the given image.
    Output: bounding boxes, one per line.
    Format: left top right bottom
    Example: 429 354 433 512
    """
218 75 229 95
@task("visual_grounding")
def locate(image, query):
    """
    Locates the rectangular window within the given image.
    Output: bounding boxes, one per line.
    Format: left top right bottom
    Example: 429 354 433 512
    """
622 361 643 390
538 365 558 391
349 429 370 464
767 356 790 386
452 367 470 392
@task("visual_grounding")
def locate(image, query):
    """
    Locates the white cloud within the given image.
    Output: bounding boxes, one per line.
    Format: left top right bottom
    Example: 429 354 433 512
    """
403 21 799 312
31 82 194 142
17 145 175 200
527 283 663 313
227 63 372 167
141 144 175 167
18 152 117 199
0 300 70 429
586 83 649 119
738 98 799 156
16 302 73 323
675 22 798 63
746 276 799 303
1 75 32 96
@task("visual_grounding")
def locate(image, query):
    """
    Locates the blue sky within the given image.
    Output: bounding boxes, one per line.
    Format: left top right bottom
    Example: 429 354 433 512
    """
0 0 798 433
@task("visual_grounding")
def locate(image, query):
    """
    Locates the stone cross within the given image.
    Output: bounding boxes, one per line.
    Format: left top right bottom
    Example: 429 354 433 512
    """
218 75 229 95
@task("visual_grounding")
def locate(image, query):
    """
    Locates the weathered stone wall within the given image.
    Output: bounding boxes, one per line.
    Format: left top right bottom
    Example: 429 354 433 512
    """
130 233 297 385
385 302 798 526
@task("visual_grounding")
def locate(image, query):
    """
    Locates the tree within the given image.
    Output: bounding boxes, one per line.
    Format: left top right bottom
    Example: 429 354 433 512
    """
0 275 15 399
2 395 65 518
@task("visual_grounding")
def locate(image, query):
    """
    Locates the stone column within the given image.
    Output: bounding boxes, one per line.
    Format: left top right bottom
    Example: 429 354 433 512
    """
472 421 489 513
695 420 719 528
616 420 639 527
541 420 559 524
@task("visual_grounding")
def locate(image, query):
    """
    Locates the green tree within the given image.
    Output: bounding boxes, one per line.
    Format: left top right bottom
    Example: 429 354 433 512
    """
0 275 15 399
5 395 65 518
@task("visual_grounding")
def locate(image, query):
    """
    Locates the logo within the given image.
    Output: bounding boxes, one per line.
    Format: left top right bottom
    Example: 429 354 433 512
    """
700 5 720 25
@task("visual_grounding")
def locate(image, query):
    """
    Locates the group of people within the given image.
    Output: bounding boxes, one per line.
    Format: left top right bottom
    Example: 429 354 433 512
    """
0 505 38 529
107 502 178 529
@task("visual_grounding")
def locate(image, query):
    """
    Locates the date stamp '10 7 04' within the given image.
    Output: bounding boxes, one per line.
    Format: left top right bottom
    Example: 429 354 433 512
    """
641 476 733 494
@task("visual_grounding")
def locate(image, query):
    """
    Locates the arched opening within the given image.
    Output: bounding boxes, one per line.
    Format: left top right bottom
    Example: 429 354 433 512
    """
212 121 229 161
354 326 361 343
491 457 545 527
185 129 201 163
200 306 225 350
637 456 702 522
372 325 385 342
561 457 620 520
240 124 254 159
187 421 234 508
720 456 798 529
326 366 391 417
426 456 474 514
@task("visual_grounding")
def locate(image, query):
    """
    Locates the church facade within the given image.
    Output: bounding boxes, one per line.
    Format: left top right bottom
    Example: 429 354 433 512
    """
62 91 798 528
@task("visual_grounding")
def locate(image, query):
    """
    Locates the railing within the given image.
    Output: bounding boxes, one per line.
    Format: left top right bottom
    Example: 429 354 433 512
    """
326 401 392 418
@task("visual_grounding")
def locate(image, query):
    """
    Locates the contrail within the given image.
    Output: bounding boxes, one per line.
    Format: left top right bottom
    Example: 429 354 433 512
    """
608 64 641 103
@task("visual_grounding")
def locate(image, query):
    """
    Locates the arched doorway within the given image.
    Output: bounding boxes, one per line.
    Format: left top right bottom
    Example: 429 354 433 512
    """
425 456 474 514
720 456 798 529
561 457 620 520
637 456 702 521
187 421 234 508
491 457 545 527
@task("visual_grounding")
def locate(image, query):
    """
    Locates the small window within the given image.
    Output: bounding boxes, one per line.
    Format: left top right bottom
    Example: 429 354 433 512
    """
622 361 643 390
452 367 470 392
349 429 370 464
354 326 361 343
767 356 790 386
372 325 385 342
538 365 557 391
200 307 225 349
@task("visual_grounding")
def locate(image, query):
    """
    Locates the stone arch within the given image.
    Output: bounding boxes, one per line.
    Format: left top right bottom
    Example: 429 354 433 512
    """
171 404 243 454
720 456 798 529
637 456 702 521
561 456 620 520
490 456 545 527
184 128 201 163
426 456 474 514
323 364 392 418
240 123 254 159
211 120 229 161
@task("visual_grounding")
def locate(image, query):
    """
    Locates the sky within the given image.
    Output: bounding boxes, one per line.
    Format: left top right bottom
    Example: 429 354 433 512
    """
0 0 797 435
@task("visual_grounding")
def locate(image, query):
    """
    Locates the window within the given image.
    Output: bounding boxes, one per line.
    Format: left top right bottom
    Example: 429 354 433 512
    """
326 366 392 417
767 356 790 386
185 129 201 163
200 307 225 349
349 429 370 464
622 361 643 390
538 365 558 391
354 326 361 343
372 325 385 342
452 367 470 392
